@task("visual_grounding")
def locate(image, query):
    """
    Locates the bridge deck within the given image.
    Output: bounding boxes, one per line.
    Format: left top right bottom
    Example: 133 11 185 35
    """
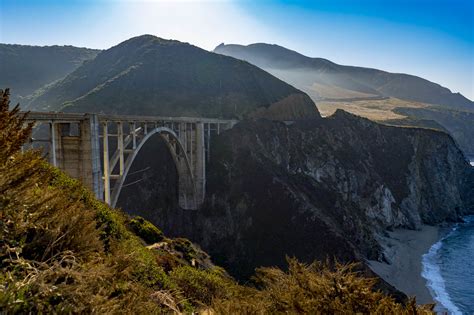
22 111 238 124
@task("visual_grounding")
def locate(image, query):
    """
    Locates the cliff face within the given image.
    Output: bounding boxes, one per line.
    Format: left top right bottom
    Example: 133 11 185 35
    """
117 110 474 280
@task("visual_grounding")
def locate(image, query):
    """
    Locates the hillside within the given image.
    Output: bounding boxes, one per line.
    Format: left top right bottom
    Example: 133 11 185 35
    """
0 89 435 313
214 43 474 156
118 110 474 298
214 43 473 110
0 43 99 105
27 35 319 120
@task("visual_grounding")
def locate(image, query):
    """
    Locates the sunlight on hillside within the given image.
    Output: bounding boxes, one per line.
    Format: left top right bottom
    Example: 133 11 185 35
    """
317 97 429 120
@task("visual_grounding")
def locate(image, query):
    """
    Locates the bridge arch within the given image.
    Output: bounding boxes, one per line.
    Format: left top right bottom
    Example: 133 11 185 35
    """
110 127 197 209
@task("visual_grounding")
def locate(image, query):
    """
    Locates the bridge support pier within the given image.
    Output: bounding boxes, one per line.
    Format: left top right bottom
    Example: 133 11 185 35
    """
194 122 206 205
48 114 102 200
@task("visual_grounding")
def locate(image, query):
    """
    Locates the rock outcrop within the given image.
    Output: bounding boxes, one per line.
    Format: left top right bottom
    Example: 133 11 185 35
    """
117 110 474 280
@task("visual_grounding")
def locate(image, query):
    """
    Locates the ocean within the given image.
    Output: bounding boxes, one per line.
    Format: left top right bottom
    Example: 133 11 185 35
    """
421 160 474 314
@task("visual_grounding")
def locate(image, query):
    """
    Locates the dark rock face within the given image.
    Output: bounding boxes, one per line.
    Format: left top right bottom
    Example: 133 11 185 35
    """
116 135 179 217
117 111 474 280
393 106 474 159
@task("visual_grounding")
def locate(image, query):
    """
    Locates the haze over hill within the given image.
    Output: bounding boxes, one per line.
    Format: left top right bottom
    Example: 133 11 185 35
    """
0 44 99 105
214 43 474 157
26 35 318 120
214 43 473 110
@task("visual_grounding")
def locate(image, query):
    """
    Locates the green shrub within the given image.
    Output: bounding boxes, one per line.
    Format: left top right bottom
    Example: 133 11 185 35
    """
128 216 164 244
170 266 233 306
172 238 197 262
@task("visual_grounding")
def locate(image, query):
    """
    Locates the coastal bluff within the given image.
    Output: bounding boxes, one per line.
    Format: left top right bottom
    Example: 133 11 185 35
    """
119 110 474 283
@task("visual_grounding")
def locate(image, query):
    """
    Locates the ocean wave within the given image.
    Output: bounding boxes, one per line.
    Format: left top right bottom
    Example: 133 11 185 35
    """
421 226 462 315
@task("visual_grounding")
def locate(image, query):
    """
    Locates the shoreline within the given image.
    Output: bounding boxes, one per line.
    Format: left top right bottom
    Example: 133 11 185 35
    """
368 225 442 305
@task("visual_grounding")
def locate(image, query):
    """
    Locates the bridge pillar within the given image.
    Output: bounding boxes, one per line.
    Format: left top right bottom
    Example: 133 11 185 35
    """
194 122 206 205
50 115 102 200
85 114 102 200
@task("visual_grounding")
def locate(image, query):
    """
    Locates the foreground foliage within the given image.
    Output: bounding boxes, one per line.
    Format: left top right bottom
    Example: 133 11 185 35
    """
0 88 433 313
213 258 434 314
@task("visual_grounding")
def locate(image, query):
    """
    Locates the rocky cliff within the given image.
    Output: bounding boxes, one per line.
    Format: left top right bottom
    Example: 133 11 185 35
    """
117 110 474 280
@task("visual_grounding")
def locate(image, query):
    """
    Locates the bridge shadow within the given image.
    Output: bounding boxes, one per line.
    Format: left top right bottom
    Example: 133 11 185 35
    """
116 134 180 221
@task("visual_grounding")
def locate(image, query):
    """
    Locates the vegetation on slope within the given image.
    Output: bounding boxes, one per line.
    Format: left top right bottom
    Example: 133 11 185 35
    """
0 88 433 313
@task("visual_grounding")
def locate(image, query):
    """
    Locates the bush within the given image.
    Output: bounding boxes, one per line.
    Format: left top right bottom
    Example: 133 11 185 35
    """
170 266 233 307
172 238 197 262
128 216 164 244
212 257 434 314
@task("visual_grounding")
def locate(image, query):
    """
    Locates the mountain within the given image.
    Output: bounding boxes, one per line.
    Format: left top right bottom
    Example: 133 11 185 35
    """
214 43 474 156
27 35 319 120
0 43 99 105
214 43 473 110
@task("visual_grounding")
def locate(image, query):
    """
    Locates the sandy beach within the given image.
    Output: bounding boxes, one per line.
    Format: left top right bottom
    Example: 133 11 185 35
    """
368 225 441 304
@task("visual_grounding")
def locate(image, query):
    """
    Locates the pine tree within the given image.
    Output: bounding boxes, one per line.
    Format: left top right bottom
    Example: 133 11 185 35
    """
0 88 33 163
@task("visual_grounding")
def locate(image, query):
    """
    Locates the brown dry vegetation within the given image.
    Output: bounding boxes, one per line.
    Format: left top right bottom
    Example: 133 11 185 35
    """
310 82 378 100
213 258 434 314
317 97 429 120
0 88 434 313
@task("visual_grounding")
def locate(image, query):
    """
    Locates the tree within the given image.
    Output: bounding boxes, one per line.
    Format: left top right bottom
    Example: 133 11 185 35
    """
0 88 33 164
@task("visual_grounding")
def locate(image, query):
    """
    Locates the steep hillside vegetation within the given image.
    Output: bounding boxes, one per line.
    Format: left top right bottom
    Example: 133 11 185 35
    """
0 89 433 313
0 44 99 105
28 35 318 120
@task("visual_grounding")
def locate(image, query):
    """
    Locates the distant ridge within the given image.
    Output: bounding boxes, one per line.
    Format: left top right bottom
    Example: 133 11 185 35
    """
27 35 319 120
214 43 473 110
0 43 100 105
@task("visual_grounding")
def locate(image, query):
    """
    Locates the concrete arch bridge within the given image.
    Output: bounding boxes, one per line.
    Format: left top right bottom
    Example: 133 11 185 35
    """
24 112 237 210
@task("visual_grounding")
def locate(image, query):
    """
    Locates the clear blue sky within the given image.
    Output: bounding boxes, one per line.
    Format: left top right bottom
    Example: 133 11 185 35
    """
0 0 473 99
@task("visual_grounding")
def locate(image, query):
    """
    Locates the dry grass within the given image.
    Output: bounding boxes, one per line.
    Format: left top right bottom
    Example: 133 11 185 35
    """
318 97 429 120
310 82 377 99
212 258 434 314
